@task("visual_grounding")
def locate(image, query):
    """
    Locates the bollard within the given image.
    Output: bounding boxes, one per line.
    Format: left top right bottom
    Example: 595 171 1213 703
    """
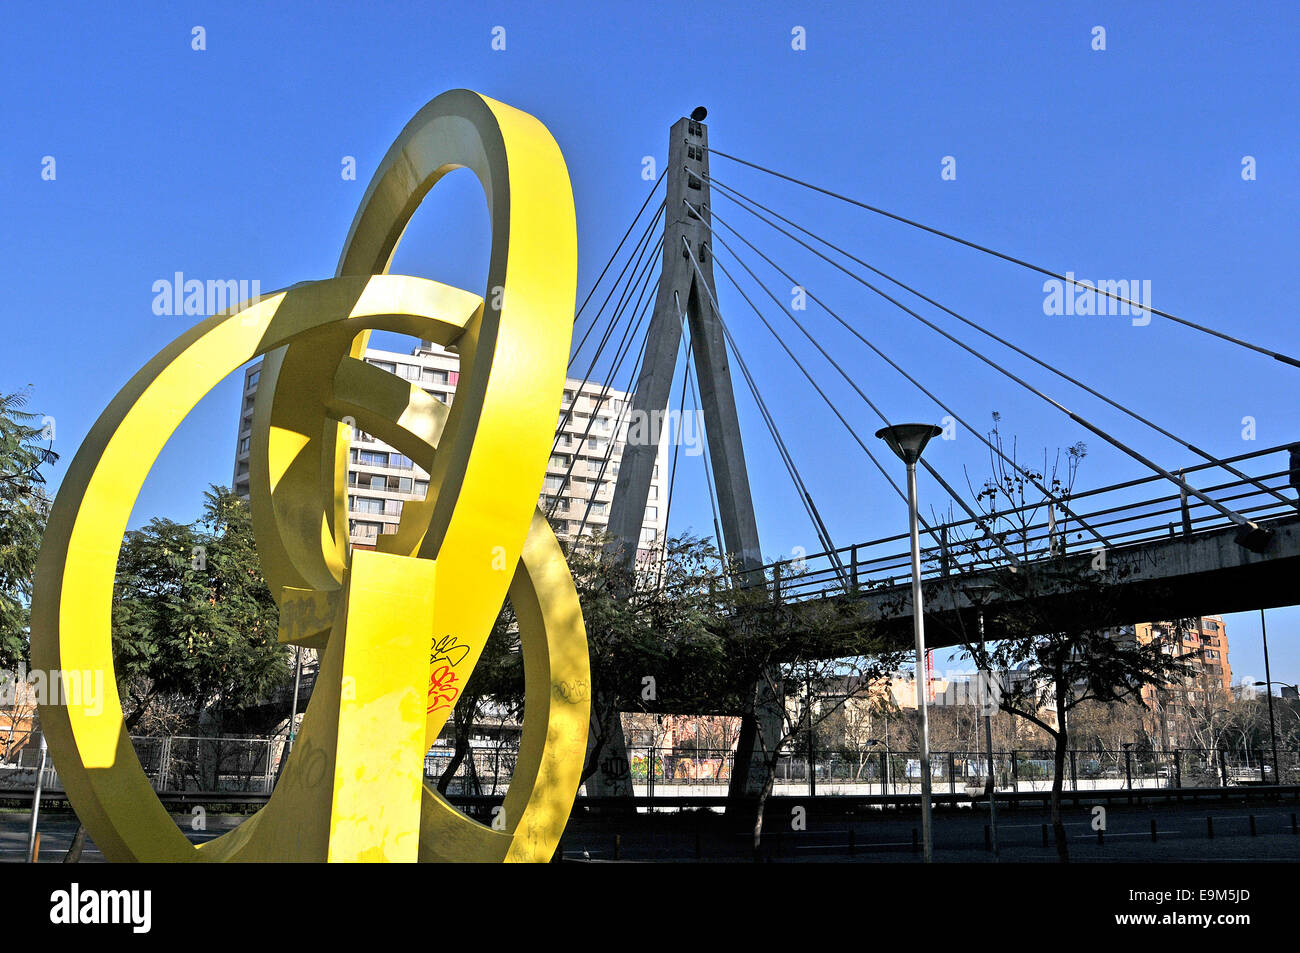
1207 816 1214 839
1151 819 1158 843
1292 813 1298 835
614 834 621 861
1249 815 1257 836
912 827 919 853
1097 827 1104 846
1041 824 1049 848
32 832 41 863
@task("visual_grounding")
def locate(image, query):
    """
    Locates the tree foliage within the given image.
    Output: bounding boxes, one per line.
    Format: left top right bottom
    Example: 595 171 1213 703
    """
948 418 1194 860
0 391 57 669
567 531 734 783
111 486 286 731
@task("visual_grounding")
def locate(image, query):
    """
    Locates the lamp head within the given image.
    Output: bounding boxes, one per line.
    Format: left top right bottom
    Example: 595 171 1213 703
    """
875 423 943 465
962 582 995 605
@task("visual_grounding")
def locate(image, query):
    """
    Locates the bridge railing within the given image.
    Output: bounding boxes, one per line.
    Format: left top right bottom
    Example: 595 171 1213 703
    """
739 442 1298 606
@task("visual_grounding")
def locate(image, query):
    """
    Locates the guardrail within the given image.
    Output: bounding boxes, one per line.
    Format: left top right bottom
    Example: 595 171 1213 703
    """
717 441 1300 606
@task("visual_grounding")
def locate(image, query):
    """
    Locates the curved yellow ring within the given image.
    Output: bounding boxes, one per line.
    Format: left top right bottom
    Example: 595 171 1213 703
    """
30 90 588 863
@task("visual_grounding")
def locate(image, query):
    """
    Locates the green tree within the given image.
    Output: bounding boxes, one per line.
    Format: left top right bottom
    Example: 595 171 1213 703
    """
112 486 286 732
977 564 1192 861
948 418 1192 861
0 391 57 669
567 531 733 797
721 578 904 852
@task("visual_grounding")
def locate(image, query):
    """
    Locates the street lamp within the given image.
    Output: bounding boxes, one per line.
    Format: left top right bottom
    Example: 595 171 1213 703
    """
1253 679 1298 783
1258 608 1280 783
866 737 892 796
877 422 943 863
963 582 999 860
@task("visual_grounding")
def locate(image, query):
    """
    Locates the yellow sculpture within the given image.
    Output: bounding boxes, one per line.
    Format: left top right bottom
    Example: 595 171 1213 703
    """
30 89 590 862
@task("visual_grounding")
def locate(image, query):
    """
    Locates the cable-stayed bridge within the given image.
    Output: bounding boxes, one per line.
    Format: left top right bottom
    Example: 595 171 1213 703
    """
549 109 1299 799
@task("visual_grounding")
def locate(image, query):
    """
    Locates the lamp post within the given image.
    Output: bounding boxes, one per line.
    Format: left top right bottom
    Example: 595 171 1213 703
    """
27 733 47 863
963 582 999 860
1259 609 1280 783
287 644 303 754
877 422 943 863
1254 679 1297 783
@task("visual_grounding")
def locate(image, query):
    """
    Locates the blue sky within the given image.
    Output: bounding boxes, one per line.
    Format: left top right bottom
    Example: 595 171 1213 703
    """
3 1 1298 683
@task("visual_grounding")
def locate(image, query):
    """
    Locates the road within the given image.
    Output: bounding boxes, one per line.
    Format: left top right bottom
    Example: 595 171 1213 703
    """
3 801 1298 862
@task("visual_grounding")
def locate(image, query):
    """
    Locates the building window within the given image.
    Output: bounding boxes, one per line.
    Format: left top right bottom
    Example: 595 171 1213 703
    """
238 436 250 454
350 520 380 539
645 506 658 520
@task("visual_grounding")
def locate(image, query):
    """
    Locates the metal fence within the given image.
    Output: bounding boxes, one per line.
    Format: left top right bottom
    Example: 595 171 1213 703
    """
3 736 1296 798
598 746 1300 797
411 743 1300 797
0 734 286 794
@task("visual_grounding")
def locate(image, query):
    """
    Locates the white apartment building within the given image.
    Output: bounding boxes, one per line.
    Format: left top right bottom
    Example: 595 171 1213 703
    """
232 340 669 556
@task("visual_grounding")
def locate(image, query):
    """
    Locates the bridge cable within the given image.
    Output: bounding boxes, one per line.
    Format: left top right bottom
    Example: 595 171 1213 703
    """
678 297 732 575
703 148 1300 369
550 249 659 525
656 327 694 589
550 221 663 463
548 240 662 521
711 249 1024 571
698 194 1265 535
565 200 664 383
687 197 1113 552
702 174 1296 513
682 240 848 583
571 298 656 542
569 175 666 367
658 302 734 580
